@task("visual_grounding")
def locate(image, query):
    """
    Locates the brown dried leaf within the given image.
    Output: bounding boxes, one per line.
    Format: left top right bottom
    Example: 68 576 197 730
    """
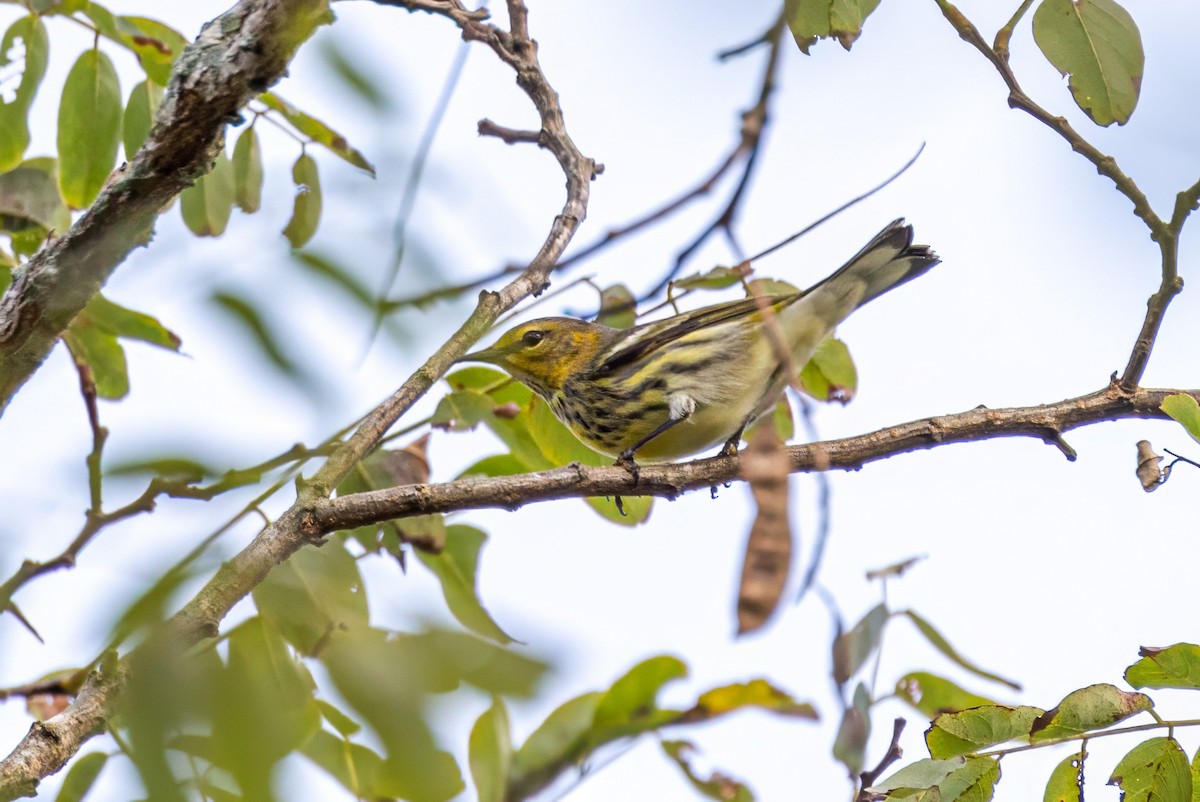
736 420 792 635
1135 440 1164 492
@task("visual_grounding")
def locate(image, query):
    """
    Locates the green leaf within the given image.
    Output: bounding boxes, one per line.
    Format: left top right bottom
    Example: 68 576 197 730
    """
1032 0 1143 126
1043 751 1084 802
0 164 69 233
833 603 888 684
896 672 996 718
1126 643 1200 690
316 699 361 737
458 453 528 479
211 289 306 381
799 336 857 403
925 705 1043 759
60 290 181 397
283 152 321 247
319 38 388 110
596 283 636 329
252 543 369 656
230 126 263 213
672 265 745 291
57 49 122 209
292 251 375 309
432 389 496 433
84 293 181 351
1191 745 1200 802
260 92 376 176
784 0 882 53
123 79 161 160
899 610 1022 690
834 683 871 776
939 756 1000 802
416 525 515 644
446 366 515 393
1162 394 1200 444
1030 684 1153 742
55 751 108 802
509 692 601 798
692 677 818 720
660 740 754 802
63 319 128 399
319 627 466 802
210 618 321 799
106 456 214 483
180 148 234 236
872 758 964 794
469 699 512 802
745 395 794 445
0 15 49 173
80 7 187 86
302 729 398 798
591 655 687 739
1108 737 1191 802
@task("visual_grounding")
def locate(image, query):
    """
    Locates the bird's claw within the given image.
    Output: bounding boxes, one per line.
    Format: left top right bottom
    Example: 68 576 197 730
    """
615 451 641 485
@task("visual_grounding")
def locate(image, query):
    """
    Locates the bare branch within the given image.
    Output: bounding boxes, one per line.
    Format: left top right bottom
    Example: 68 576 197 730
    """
0 660 125 801
314 385 1192 529
0 0 333 415
930 1 1187 393
857 719 906 800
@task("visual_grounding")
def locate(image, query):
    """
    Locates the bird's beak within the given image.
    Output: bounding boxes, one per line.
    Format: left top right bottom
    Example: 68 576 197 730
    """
455 346 497 365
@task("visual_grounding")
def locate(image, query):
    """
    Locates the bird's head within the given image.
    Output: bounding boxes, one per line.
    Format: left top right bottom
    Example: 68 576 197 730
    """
456 317 610 394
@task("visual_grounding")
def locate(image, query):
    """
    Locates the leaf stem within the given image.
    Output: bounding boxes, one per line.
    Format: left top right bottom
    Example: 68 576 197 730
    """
980 717 1200 757
993 0 1034 61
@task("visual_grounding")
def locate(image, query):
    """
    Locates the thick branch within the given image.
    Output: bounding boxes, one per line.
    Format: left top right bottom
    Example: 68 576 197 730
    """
0 0 331 414
314 385 1192 529
0 661 125 802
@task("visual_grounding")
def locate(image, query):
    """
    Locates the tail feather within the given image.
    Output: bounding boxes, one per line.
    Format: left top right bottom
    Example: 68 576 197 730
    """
806 218 940 310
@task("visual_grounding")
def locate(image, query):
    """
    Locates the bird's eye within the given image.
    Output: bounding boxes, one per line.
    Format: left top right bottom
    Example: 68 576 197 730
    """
521 330 545 346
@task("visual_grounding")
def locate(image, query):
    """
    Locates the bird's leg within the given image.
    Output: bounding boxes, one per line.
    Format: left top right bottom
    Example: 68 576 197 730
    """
615 395 695 484
616 418 678 485
719 415 754 457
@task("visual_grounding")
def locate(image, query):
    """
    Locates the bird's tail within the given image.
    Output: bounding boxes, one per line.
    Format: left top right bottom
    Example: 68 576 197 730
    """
806 218 940 311
779 219 939 354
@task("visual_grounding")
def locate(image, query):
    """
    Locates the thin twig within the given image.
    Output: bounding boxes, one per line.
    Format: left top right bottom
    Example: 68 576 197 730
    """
979 716 1200 758
742 145 924 268
992 0 1034 61
930 0 1187 392
856 718 906 800
640 12 787 300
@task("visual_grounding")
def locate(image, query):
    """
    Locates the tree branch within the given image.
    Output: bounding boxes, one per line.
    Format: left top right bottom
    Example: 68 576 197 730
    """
0 0 332 415
313 385 1191 528
0 659 125 802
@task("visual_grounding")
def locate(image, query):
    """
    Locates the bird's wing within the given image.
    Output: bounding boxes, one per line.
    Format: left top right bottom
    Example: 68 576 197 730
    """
594 293 799 375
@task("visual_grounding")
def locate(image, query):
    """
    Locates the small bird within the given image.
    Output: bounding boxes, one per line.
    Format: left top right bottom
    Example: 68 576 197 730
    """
458 219 939 466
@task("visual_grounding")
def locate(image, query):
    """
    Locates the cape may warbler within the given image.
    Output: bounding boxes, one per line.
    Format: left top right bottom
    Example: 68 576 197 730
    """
459 219 939 465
